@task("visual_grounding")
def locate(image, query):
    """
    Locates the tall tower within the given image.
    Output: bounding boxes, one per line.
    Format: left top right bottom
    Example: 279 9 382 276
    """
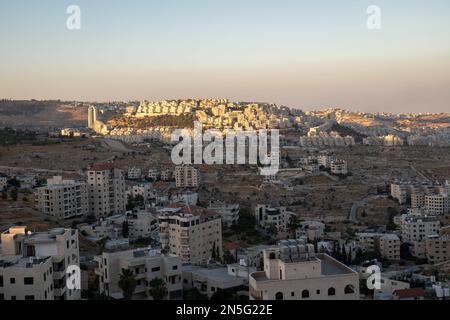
88 106 97 129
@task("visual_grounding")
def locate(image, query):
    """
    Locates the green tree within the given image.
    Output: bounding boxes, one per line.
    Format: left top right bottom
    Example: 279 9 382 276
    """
148 277 168 301
118 269 137 300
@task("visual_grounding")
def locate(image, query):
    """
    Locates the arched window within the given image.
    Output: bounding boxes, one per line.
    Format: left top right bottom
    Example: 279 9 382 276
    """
275 292 284 300
344 285 355 294
302 290 310 298
328 287 336 296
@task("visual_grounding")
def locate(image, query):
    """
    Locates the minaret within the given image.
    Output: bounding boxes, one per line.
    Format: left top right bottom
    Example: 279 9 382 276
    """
88 106 97 129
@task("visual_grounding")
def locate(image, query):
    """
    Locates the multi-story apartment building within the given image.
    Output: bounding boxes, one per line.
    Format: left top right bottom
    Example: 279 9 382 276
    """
160 170 172 181
317 155 337 168
0 226 80 300
87 163 126 217
174 165 200 188
400 214 440 243
330 160 348 175
95 248 182 300
425 235 450 264
127 211 158 241
130 183 156 203
391 183 409 204
127 167 142 180
357 233 400 261
208 201 240 228
0 176 7 191
0 255 54 300
254 204 289 234
378 234 401 261
35 176 89 220
249 245 359 300
147 169 159 181
159 205 222 265
424 194 449 215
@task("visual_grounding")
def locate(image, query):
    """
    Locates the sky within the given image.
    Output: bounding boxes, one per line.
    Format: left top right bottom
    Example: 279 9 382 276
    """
0 0 449 113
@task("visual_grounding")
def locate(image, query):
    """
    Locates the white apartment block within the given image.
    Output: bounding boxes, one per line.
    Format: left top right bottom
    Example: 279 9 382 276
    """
159 205 222 265
379 234 401 261
174 165 200 188
35 176 89 220
400 214 440 243
425 194 449 215
208 201 240 228
357 233 400 261
296 220 325 241
317 155 337 168
127 211 158 241
1 226 80 300
254 204 289 234
0 176 7 191
425 235 450 264
127 167 142 180
147 169 159 181
160 170 172 181
330 160 348 175
391 183 409 205
95 248 182 300
0 255 54 300
249 245 359 300
130 183 156 203
87 163 127 217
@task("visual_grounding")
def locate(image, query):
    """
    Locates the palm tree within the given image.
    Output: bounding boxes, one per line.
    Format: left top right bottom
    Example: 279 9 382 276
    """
148 277 168 300
118 269 137 300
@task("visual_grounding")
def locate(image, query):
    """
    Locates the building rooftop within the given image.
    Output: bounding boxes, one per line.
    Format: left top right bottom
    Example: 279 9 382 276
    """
183 265 244 285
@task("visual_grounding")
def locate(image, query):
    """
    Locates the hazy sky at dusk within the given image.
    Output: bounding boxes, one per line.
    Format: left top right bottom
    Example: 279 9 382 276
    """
0 0 449 113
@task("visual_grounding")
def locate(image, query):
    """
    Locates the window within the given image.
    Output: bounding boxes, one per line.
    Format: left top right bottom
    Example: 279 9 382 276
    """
345 285 355 294
151 267 161 272
302 290 310 298
0 276 3 287
24 277 34 285
172 265 178 270
316 289 321 295
291 292 295 297
25 295 35 300
10 278 15 284
275 292 284 300
328 287 336 296
11 296 16 300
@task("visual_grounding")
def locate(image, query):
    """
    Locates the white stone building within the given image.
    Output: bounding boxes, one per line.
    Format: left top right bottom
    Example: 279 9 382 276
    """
208 201 240 228
159 205 222 265
254 204 290 234
249 246 359 300
35 176 89 220
174 165 200 188
87 163 126 217
330 160 348 175
0 176 7 191
127 167 142 180
95 248 183 300
0 226 80 300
